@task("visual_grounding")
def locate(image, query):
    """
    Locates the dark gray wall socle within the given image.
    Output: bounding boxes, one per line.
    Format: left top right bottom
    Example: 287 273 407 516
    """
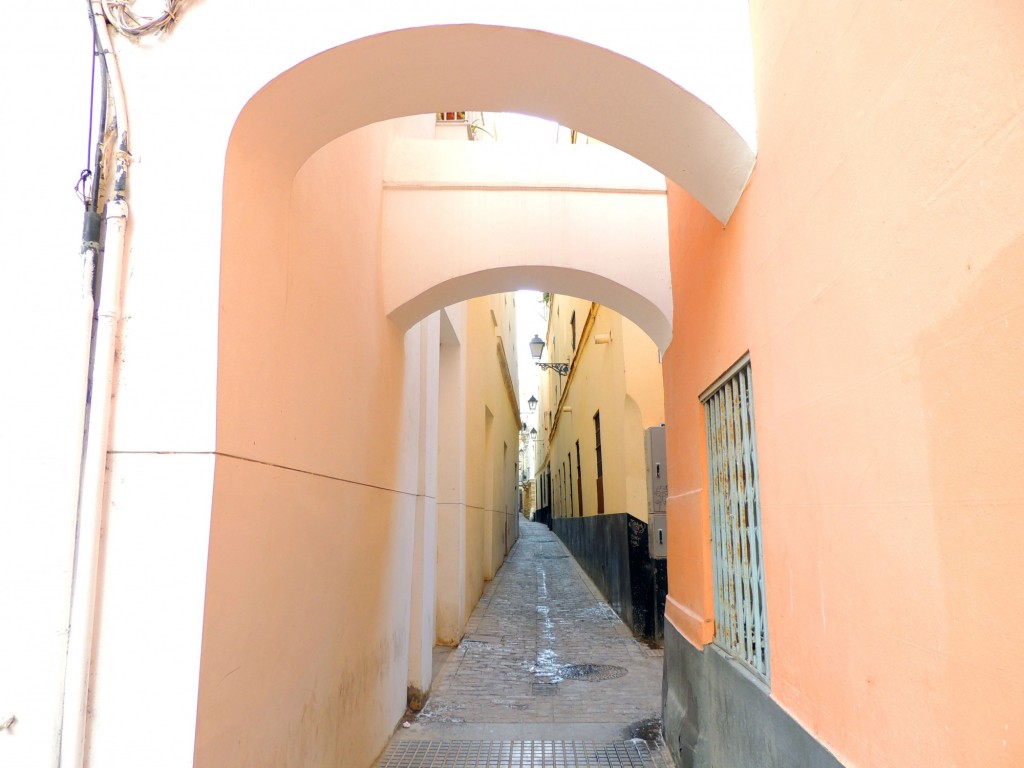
552 512 666 643
663 622 844 768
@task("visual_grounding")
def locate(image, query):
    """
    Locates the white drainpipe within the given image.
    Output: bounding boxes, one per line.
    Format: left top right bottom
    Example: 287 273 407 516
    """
60 3 131 765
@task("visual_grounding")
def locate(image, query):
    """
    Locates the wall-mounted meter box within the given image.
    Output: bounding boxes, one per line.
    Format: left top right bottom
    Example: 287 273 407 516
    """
645 426 668 559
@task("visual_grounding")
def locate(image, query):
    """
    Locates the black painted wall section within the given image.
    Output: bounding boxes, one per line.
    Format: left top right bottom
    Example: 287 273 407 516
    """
662 621 844 768
552 513 666 643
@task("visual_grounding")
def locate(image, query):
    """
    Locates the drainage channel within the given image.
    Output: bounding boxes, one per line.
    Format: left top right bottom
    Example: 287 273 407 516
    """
375 739 668 768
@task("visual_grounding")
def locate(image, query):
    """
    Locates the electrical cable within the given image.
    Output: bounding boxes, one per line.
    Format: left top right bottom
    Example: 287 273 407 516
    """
100 0 181 37
77 34 96 208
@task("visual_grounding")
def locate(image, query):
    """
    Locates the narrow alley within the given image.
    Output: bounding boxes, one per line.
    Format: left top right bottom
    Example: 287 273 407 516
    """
375 520 671 767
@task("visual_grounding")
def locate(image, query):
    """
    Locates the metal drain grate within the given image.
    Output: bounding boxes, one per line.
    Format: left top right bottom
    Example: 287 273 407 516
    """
376 740 660 767
559 664 628 682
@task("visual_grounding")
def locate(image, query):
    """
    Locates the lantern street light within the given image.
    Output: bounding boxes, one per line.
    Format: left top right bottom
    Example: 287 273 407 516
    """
528 334 545 359
528 335 569 377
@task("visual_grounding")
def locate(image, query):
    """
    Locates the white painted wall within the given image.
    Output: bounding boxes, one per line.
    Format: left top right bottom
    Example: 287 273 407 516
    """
0 7 105 766
381 139 673 350
87 454 214 765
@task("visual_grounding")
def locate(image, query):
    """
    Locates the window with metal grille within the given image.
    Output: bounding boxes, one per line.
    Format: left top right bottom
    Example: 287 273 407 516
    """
701 356 768 681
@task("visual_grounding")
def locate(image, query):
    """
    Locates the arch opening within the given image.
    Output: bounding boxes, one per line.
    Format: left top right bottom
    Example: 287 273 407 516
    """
204 19 757 764
394 267 672 353
231 24 755 223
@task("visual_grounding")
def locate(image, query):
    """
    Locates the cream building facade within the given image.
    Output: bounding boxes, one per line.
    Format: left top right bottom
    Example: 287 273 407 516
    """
434 293 523 653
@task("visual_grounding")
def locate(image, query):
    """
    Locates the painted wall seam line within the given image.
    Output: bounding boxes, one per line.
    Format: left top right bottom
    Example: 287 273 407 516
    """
214 452 434 500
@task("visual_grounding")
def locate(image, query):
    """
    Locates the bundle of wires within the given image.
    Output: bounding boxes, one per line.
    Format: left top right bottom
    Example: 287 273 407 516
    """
100 0 181 37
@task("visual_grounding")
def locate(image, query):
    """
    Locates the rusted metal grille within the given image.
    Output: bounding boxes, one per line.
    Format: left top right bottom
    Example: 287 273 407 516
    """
702 357 769 681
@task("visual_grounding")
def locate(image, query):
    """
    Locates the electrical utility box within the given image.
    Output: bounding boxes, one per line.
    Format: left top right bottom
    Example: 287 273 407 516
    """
645 426 668 559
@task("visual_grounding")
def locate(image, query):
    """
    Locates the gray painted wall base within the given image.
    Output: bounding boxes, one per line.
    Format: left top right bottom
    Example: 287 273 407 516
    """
662 622 843 768
552 513 666 643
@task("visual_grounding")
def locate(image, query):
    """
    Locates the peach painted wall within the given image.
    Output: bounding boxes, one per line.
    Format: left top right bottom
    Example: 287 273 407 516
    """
199 458 412 765
198 117 435 767
663 2 1024 766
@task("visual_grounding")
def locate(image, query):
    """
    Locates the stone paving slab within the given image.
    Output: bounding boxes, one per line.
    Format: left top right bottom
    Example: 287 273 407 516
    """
377 521 671 766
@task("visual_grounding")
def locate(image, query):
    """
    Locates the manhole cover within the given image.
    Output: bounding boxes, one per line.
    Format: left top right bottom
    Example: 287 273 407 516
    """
559 664 628 681
532 682 559 696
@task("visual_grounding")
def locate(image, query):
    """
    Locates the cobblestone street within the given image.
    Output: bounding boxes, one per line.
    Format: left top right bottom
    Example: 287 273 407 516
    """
375 520 672 767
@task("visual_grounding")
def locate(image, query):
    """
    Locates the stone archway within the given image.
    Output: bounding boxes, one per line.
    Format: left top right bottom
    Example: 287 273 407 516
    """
204 21 756 767
379 136 674 349
229 24 754 223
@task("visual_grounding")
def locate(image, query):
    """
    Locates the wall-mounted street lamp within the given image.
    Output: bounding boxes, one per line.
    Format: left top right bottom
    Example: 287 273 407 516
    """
527 395 538 412
537 361 569 376
528 334 545 359
528 335 569 377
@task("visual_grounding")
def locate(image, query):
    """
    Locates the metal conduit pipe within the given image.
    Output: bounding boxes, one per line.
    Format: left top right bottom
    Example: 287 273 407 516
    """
60 2 131 764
